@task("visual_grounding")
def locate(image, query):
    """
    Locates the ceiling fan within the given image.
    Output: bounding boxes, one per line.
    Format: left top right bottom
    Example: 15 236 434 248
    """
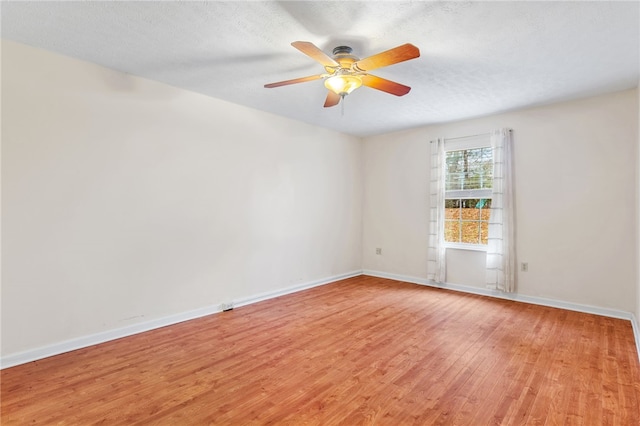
264 41 420 108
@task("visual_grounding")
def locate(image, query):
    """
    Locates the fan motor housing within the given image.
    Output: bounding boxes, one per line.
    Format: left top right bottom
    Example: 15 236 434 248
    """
332 46 352 55
331 46 359 69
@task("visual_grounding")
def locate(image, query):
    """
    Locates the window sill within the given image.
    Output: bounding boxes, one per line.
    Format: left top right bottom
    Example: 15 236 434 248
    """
444 243 488 252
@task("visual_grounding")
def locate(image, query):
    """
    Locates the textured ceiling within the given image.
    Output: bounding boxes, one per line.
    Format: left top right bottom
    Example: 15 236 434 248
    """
2 1 639 137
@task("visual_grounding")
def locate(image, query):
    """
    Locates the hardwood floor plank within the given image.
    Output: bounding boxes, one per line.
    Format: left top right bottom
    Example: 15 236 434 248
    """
2 276 639 424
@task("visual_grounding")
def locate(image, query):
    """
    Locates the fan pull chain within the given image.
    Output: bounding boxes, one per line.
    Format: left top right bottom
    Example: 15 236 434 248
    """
341 95 345 116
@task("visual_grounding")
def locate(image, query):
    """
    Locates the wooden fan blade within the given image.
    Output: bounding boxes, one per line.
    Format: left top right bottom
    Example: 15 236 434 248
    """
361 74 411 96
264 74 324 88
354 43 420 72
291 41 339 67
324 91 341 108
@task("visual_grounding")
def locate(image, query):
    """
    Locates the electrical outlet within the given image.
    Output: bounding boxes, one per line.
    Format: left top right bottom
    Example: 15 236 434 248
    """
521 262 528 272
376 248 382 255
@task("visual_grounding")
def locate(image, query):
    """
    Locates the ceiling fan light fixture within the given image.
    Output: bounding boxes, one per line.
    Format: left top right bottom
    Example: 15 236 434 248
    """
324 75 362 96
265 41 420 107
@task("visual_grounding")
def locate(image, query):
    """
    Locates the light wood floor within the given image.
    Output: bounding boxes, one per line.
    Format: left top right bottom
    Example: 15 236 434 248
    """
2 276 639 425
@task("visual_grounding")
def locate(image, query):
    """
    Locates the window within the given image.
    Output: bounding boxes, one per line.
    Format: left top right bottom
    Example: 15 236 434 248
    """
429 129 513 288
444 143 492 247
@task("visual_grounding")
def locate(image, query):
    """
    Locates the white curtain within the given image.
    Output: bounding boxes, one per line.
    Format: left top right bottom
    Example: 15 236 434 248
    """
486 128 515 292
428 138 446 283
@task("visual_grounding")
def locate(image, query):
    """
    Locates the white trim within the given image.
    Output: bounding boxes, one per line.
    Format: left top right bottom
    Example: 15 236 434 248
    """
362 269 428 286
363 269 639 360
446 189 492 199
1 304 222 370
632 314 640 362
444 243 488 252
0 270 363 369
363 269 633 320
232 270 362 308
445 135 491 151
4 269 638 368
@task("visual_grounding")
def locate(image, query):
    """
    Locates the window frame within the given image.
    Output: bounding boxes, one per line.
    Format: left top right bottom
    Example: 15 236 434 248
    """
443 136 493 251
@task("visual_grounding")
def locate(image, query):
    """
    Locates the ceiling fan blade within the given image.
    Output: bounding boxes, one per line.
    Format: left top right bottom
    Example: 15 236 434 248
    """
291 41 339 67
324 91 341 108
361 74 411 96
264 74 324 88
354 43 420 72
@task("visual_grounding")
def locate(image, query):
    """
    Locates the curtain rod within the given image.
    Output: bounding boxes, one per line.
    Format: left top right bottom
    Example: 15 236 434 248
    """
430 129 512 143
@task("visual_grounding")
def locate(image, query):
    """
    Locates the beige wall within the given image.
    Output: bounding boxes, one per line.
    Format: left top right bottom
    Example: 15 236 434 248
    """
363 89 638 312
1 40 363 356
2 38 638 361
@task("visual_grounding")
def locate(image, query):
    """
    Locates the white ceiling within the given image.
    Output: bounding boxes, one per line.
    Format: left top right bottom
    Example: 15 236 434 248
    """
2 1 639 137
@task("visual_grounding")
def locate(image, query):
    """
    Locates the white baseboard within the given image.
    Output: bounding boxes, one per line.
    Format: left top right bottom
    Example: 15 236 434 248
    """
363 269 634 320
1 304 223 370
4 269 638 368
233 270 363 308
363 268 640 363
0 270 363 370
632 314 640 362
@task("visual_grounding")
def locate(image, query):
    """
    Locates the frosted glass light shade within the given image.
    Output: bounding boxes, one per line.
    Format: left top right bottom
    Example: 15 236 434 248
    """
324 75 362 96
